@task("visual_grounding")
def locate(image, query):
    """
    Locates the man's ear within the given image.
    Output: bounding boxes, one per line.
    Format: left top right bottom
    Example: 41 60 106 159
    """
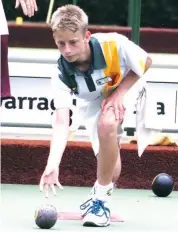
85 30 91 42
53 33 58 46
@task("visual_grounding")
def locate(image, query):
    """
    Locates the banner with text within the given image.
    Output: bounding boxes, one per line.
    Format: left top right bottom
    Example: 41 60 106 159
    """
1 76 178 131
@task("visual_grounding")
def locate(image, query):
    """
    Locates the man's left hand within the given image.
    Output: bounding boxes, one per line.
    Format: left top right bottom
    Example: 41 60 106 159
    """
101 90 126 121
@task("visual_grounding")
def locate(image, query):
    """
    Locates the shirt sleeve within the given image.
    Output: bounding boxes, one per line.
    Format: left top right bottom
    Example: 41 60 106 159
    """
120 36 149 78
51 70 73 110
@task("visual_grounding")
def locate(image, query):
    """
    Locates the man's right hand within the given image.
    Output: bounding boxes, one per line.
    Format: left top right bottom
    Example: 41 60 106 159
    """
39 166 63 198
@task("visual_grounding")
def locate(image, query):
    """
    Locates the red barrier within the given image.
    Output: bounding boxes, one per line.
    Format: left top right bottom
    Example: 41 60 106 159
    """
8 22 178 53
1 139 178 190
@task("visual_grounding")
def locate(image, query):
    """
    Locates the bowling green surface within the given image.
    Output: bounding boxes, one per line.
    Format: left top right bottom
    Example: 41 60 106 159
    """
1 184 178 232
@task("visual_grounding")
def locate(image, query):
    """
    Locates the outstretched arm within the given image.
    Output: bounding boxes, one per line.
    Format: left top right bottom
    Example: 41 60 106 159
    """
39 72 73 197
46 108 70 171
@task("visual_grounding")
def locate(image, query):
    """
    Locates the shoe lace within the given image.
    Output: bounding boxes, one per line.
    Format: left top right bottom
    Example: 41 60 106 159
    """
83 199 110 218
80 198 92 211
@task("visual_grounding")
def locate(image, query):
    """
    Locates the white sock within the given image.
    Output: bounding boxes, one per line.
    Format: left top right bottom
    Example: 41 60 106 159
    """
90 180 114 201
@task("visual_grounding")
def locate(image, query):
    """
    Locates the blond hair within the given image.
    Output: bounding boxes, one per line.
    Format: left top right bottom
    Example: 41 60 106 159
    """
51 5 88 33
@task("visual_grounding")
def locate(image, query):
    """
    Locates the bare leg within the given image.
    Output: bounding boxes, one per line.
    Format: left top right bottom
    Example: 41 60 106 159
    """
97 108 121 185
96 148 121 184
81 110 122 226
112 149 122 183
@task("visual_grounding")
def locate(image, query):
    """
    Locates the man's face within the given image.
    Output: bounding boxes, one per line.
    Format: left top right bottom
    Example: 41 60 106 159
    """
53 29 91 62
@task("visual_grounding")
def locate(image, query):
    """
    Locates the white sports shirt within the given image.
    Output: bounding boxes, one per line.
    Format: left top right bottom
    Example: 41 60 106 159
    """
51 32 149 109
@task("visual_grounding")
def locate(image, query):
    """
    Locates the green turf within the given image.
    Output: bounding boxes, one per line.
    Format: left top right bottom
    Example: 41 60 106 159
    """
1 184 178 232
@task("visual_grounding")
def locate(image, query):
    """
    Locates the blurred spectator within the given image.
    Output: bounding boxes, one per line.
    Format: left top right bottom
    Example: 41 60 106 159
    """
0 0 38 97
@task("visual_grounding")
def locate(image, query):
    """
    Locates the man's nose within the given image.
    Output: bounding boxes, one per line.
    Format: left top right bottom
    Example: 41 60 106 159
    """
64 44 72 54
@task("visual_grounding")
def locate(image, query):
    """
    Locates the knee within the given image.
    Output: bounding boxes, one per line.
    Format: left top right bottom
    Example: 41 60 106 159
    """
97 111 118 138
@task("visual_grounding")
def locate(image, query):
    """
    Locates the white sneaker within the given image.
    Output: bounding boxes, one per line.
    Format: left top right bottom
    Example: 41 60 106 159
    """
80 185 113 218
82 199 110 227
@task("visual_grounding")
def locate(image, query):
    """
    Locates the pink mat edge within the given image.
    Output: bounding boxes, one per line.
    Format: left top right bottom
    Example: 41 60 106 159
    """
57 212 124 222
